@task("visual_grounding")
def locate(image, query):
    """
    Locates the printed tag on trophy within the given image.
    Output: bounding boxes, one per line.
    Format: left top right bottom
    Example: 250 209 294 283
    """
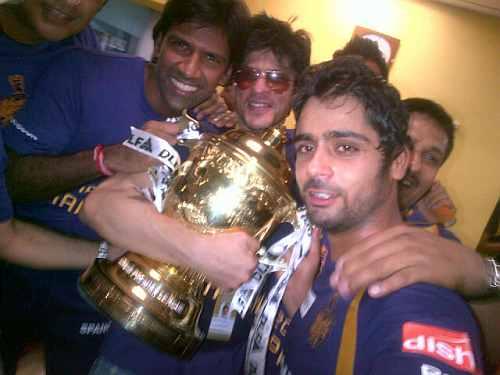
123 126 180 173
207 291 237 341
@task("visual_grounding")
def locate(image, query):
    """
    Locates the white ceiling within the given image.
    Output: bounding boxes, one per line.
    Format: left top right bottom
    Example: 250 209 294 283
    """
432 0 500 18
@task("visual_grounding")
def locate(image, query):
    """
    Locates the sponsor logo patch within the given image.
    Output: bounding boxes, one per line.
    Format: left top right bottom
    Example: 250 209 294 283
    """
402 322 477 373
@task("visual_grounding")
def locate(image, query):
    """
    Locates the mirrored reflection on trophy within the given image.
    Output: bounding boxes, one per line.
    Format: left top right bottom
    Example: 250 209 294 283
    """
79 113 296 358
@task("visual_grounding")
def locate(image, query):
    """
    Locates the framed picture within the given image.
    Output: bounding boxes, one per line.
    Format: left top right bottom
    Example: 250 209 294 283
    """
353 26 400 69
477 198 500 255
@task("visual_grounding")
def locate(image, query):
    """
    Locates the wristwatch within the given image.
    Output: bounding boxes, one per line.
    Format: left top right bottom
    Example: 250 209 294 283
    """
484 256 500 295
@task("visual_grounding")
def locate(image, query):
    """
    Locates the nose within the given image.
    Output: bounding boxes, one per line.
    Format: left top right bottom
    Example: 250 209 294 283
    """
251 74 269 93
179 53 202 79
305 144 333 179
65 0 81 5
409 152 422 172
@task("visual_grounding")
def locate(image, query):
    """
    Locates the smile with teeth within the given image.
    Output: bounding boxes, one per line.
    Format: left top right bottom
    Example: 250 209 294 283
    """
44 4 75 22
248 100 272 110
307 190 337 206
171 77 198 93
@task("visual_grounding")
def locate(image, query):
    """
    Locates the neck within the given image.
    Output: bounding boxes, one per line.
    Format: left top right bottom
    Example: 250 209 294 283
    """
144 63 182 118
329 186 403 261
0 5 44 44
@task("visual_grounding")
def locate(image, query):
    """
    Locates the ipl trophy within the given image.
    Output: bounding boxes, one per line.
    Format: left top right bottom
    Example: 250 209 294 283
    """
79 121 297 358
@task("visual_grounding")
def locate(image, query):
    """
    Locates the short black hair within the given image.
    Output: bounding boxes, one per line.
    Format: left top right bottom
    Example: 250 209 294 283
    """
403 97 455 163
238 13 311 77
333 36 389 80
152 0 250 68
294 56 409 166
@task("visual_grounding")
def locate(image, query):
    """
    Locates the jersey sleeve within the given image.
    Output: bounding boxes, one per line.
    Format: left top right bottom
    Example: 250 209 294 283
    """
0 135 13 222
360 284 484 375
2 50 83 156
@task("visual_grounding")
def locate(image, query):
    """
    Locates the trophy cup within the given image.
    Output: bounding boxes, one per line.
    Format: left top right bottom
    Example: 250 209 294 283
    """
79 125 296 358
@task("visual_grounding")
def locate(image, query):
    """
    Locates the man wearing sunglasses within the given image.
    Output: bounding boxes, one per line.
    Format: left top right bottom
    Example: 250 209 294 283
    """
231 13 310 137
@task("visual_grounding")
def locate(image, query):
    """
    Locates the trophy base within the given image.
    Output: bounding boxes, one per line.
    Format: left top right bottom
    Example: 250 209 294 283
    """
79 259 204 359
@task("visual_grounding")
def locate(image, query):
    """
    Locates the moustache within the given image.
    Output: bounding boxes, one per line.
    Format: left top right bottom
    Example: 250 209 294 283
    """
247 93 273 104
302 177 340 195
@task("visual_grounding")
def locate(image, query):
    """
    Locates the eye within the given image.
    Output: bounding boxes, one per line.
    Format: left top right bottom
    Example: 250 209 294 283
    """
423 152 442 166
335 143 359 155
168 38 191 55
295 143 315 155
204 53 224 67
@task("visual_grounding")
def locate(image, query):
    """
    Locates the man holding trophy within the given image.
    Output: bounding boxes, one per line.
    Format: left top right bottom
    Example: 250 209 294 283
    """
81 9 312 374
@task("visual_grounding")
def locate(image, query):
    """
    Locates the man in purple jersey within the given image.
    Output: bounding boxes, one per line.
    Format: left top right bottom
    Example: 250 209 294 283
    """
83 12 312 375
278 57 483 374
0 1 109 373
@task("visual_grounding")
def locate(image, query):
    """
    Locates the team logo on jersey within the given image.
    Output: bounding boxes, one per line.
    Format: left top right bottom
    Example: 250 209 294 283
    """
308 291 339 348
0 75 27 125
402 322 478 374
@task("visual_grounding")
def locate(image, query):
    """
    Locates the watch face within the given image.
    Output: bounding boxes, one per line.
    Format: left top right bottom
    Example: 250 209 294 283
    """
362 34 392 63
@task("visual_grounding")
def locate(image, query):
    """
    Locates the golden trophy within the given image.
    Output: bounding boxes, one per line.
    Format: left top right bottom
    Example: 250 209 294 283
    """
79 124 296 358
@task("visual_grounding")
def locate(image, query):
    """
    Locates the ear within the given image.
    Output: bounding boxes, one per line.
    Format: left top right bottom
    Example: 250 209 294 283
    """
390 146 410 181
218 66 232 87
152 33 164 63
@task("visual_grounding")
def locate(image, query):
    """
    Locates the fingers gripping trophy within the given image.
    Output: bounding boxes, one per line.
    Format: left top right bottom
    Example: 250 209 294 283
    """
79 112 311 358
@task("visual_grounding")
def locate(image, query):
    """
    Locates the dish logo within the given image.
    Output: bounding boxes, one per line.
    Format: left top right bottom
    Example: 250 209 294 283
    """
402 322 477 373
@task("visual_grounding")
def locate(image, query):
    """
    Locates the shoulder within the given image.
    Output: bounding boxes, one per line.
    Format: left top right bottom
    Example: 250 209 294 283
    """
71 26 100 49
363 283 473 323
53 47 146 71
355 285 483 374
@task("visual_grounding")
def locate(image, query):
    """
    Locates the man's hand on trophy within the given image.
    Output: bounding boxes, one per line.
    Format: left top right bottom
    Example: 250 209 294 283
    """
192 231 259 291
142 120 181 144
192 93 240 129
101 121 181 174
102 144 162 174
282 227 321 317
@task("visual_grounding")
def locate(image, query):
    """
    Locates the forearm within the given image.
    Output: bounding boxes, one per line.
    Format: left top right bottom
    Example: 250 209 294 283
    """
0 219 97 269
6 150 99 202
80 172 198 268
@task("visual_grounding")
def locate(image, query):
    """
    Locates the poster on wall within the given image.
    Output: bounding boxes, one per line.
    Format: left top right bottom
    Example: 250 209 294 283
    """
353 26 400 70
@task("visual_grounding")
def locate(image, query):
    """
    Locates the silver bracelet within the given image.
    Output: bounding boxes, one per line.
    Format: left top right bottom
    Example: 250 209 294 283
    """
485 256 500 291
96 241 109 260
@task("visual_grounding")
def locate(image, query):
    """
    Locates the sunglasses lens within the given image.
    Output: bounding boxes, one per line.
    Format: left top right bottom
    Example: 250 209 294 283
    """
234 69 292 93
234 69 258 90
265 72 291 93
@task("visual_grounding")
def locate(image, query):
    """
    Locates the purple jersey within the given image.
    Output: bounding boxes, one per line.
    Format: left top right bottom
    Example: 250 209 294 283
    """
0 131 13 222
0 47 161 375
2 48 159 239
0 27 98 127
270 234 483 375
405 207 459 241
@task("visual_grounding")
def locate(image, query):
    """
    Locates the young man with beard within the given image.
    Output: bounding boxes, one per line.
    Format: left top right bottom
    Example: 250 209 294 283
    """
83 13 312 374
1 1 251 374
276 57 483 375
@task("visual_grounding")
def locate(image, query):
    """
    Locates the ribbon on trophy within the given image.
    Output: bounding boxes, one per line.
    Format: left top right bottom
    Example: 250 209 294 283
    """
123 113 202 211
240 208 312 375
